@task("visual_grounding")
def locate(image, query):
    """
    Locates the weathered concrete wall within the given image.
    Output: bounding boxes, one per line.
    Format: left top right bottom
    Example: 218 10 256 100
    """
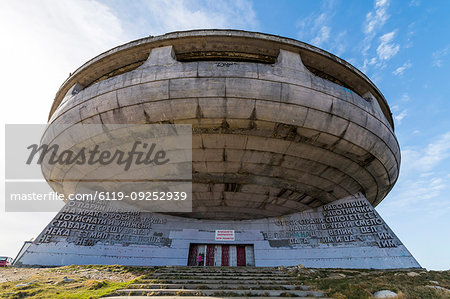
15 193 420 269
45 42 400 219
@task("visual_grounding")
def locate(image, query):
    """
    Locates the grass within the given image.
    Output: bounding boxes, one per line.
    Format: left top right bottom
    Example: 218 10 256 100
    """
46 264 152 275
286 268 450 299
0 278 132 299
0 265 152 299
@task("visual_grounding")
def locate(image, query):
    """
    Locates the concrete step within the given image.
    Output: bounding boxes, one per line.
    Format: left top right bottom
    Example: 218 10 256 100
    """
155 267 284 273
152 271 291 277
153 268 287 272
114 288 326 297
152 271 286 275
106 296 329 299
110 267 329 298
149 275 293 281
128 283 311 291
137 279 295 285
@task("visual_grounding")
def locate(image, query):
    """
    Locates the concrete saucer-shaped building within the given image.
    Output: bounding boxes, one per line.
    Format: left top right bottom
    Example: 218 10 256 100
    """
15 30 420 269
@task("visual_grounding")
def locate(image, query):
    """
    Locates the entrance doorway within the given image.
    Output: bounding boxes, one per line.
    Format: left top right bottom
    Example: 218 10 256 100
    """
187 244 254 266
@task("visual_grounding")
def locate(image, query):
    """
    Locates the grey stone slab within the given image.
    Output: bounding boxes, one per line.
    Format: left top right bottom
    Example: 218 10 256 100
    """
152 62 198 81
78 92 118 120
226 98 255 119
117 80 169 106
198 97 227 118
281 84 329 112
331 98 368 128
226 78 282 101
278 103 309 126
114 69 143 89
170 98 198 120
255 100 281 122
303 109 349 137
170 78 226 98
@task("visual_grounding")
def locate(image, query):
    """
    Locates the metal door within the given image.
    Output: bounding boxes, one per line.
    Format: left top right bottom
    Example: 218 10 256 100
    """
236 245 246 266
206 244 215 266
221 245 230 266
187 244 198 266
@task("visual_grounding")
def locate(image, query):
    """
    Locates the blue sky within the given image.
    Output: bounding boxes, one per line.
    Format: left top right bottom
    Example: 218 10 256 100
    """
1 0 449 270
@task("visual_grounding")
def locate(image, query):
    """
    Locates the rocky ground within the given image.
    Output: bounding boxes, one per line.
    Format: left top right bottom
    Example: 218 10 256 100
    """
283 265 450 298
0 265 140 284
0 265 449 298
0 265 147 298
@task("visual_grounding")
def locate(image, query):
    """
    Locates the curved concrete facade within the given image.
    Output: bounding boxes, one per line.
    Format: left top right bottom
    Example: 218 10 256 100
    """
46 30 400 220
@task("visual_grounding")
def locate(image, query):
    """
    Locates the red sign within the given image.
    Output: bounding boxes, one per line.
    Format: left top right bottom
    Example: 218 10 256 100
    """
215 230 235 241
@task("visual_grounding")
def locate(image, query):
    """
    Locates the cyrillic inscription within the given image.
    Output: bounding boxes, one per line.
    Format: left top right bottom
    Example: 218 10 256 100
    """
265 197 398 248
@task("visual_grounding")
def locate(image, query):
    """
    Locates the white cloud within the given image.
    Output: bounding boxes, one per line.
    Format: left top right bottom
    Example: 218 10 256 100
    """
432 46 449 68
391 103 407 124
400 93 411 102
386 132 450 214
330 31 347 56
394 109 407 124
402 132 450 172
361 57 377 72
393 61 412 75
296 4 346 55
377 31 400 60
381 132 450 218
405 23 415 48
360 0 393 72
420 172 434 178
364 0 390 35
383 175 447 210
409 0 421 7
0 0 129 124
298 12 332 47
311 23 331 46
362 0 390 56
417 133 450 171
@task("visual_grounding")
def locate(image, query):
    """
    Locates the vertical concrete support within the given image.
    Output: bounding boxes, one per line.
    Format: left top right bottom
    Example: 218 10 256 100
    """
230 246 238 267
142 46 177 67
245 245 255 266
214 245 222 266
276 49 308 71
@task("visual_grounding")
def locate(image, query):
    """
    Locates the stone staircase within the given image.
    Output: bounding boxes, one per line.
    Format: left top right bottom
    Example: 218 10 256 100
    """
108 266 328 298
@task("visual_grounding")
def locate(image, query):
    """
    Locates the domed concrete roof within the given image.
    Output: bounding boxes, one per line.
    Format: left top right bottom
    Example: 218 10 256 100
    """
45 30 400 220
